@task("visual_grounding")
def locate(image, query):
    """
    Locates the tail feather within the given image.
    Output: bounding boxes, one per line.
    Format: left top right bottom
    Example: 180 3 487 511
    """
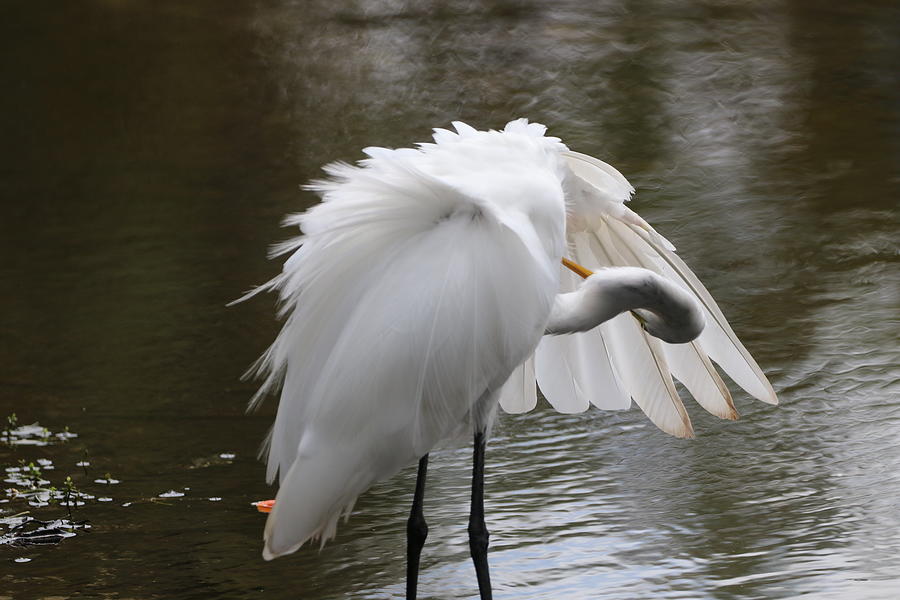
263 445 371 559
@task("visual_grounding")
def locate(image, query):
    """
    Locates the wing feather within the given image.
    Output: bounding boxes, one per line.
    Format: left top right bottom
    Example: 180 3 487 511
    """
605 219 777 405
662 342 739 420
561 150 634 203
503 148 775 437
583 227 694 436
598 218 738 419
534 265 630 413
498 356 537 414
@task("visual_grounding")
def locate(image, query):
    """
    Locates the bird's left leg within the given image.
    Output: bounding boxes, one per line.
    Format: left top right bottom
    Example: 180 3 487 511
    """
406 454 429 600
468 429 493 600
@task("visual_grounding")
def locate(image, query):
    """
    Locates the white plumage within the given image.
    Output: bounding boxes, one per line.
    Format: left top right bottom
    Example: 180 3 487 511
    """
240 119 776 561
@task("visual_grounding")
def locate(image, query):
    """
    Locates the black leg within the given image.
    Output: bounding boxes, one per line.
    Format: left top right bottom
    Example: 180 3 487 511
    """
468 430 492 600
406 454 429 600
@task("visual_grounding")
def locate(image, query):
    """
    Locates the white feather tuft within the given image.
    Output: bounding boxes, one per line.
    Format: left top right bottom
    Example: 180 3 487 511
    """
243 120 568 555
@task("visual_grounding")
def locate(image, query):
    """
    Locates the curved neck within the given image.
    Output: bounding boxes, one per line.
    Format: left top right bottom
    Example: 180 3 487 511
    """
545 266 704 344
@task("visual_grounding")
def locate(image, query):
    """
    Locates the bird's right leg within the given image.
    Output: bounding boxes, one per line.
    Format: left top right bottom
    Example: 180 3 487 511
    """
406 454 429 600
468 429 493 600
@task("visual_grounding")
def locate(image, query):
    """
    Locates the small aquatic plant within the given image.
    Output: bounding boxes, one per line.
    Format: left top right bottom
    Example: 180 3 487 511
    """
94 473 120 485
23 461 44 487
60 476 78 518
4 413 18 441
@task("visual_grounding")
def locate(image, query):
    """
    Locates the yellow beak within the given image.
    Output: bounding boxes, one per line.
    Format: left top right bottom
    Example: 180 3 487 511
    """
562 257 593 280
562 258 648 325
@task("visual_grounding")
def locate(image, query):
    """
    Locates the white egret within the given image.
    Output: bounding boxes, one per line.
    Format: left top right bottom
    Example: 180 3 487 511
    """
239 119 777 599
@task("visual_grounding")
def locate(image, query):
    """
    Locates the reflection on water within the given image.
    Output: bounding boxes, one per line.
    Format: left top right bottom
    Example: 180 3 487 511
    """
1 1 898 598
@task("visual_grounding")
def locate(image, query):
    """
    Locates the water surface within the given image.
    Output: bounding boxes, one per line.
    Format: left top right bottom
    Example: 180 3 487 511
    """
1 1 898 598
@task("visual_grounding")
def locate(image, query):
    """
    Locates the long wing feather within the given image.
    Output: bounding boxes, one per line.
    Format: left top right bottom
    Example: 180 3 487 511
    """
533 265 630 412
598 218 740 419
561 150 634 211
599 216 776 405
662 343 739 420
617 221 777 404
498 356 537 414
582 228 694 436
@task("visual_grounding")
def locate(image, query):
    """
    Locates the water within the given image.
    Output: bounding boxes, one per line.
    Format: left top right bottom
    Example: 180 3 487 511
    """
1 1 898 598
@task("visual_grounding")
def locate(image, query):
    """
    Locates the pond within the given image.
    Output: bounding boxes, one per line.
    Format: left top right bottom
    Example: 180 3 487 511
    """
1 1 898 598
